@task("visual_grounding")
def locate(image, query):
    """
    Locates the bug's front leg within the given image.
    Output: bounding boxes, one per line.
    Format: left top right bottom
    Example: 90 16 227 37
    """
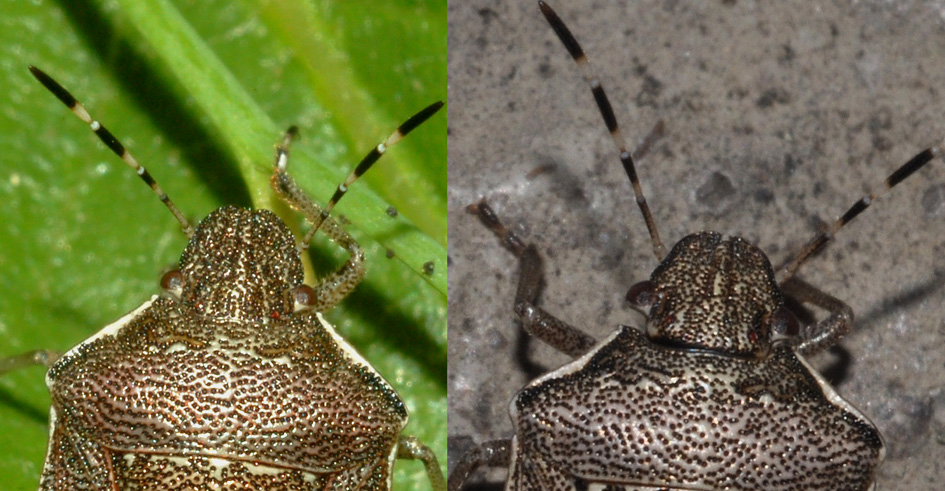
447 439 512 491
270 101 443 314
780 276 854 356
270 127 366 313
397 435 447 491
467 201 596 358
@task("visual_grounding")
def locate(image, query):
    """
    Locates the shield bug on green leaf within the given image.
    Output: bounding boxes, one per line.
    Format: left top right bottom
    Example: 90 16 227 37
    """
448 1 945 489
0 61 444 490
1 3 445 489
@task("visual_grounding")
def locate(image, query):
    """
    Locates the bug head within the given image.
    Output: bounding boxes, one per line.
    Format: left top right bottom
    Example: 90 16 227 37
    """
626 232 799 358
164 206 307 323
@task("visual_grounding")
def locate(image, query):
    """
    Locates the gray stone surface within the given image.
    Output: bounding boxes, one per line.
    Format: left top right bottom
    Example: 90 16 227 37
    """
448 0 945 488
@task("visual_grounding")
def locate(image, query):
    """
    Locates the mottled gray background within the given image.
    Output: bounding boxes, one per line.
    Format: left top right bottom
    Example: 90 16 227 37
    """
448 0 945 488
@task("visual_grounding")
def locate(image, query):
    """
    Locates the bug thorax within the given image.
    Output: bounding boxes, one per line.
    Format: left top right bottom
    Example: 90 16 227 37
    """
173 205 305 323
626 231 786 358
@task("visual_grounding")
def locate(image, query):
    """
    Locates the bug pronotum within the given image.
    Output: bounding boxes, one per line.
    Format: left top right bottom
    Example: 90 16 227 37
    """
447 1 945 487
0 1 446 489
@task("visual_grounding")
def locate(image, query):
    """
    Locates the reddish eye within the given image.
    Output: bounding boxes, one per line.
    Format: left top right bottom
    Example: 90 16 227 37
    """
160 269 183 292
626 280 656 309
294 285 317 310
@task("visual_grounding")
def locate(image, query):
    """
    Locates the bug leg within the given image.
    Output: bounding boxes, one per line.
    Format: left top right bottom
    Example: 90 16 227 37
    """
516 245 598 357
0 349 60 375
467 201 597 357
271 127 366 312
271 102 443 312
446 439 511 491
780 277 854 356
397 435 447 491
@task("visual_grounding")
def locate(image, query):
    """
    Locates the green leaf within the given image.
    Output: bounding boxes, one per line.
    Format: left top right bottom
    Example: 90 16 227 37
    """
0 0 445 489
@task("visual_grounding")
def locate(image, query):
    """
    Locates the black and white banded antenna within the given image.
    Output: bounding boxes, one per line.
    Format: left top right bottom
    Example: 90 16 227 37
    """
539 1 667 261
29 66 195 238
777 140 944 282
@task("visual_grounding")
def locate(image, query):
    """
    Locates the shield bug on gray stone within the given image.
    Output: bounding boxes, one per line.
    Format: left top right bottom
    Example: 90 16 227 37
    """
448 1 945 489
0 64 445 490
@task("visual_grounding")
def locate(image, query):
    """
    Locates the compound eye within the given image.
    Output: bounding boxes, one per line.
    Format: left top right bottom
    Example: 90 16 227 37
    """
626 280 657 311
768 306 800 345
160 269 184 298
293 284 317 312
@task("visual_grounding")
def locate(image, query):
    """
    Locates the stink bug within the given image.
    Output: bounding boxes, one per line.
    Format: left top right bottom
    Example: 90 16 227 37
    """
448 1 945 488
0 3 445 490
0 63 444 489
0 64 445 490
